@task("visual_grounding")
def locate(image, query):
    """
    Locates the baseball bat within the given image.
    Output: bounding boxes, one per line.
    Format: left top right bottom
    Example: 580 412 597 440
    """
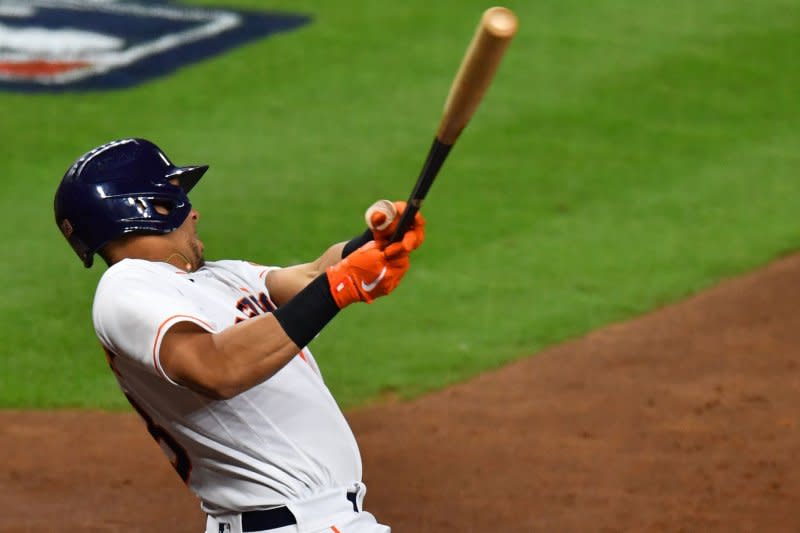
389 6 518 243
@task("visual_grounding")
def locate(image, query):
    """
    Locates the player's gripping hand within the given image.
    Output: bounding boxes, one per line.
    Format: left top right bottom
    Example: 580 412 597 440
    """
326 241 410 308
365 200 426 255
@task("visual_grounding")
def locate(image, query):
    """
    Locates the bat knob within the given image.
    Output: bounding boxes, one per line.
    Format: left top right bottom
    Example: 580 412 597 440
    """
365 199 397 231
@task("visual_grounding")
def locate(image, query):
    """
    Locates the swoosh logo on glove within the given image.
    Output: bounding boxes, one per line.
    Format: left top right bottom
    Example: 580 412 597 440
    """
361 266 387 292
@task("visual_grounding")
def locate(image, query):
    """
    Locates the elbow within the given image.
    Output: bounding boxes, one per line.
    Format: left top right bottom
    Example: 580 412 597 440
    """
162 317 296 400
198 384 238 401
176 362 246 401
207 380 247 401
192 369 246 401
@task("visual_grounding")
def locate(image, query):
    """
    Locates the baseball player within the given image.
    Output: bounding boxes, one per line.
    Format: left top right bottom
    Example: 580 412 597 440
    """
54 138 424 533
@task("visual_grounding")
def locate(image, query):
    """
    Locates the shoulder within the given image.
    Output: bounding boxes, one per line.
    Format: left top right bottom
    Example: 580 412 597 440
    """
92 259 208 333
203 259 276 281
96 259 178 293
203 259 247 271
94 260 189 309
204 259 268 271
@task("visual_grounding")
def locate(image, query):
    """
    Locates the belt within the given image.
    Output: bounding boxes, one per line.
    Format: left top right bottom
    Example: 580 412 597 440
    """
241 492 359 532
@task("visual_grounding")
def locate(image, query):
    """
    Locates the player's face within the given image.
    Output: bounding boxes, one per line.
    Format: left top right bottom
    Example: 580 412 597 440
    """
174 206 204 269
161 179 204 269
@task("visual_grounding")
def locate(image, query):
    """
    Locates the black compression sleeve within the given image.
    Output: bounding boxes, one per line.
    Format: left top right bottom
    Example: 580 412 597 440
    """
342 228 373 258
272 273 340 348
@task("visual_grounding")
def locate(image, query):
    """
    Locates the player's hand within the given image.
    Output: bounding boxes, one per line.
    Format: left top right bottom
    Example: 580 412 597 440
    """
365 200 426 256
326 241 410 308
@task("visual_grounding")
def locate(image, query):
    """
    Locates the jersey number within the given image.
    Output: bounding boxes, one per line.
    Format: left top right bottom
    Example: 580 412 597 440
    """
103 347 193 483
126 393 193 483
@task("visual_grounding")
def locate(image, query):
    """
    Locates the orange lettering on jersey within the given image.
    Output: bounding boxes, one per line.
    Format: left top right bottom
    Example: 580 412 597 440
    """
231 293 310 367
234 292 276 324
235 297 260 319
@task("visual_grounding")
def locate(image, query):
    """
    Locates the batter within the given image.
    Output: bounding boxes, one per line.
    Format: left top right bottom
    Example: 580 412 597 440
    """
54 138 425 533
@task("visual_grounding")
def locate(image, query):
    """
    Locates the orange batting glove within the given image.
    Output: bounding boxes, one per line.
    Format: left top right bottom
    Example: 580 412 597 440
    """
365 200 426 257
326 241 411 308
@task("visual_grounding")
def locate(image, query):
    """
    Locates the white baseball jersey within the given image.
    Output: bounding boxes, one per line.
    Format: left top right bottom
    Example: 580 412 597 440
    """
92 258 363 515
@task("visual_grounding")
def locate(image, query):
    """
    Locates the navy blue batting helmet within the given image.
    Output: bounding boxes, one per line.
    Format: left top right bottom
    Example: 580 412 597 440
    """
54 138 209 267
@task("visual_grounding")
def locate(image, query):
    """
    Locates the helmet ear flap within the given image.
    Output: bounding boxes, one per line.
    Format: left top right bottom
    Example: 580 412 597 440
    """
61 222 94 267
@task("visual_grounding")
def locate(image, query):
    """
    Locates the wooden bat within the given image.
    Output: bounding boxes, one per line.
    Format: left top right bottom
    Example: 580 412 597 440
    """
389 6 518 243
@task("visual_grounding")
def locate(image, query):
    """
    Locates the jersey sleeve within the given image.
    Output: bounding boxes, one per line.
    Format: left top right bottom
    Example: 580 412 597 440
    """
92 263 218 385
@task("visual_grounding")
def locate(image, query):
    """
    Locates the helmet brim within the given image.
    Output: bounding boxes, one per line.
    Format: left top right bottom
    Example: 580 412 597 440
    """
167 165 209 193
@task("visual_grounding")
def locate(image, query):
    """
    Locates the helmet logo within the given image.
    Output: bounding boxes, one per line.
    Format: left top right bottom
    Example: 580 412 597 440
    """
60 219 74 238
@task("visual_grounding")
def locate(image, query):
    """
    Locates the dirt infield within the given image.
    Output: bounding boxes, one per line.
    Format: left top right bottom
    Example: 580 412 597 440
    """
3 254 800 532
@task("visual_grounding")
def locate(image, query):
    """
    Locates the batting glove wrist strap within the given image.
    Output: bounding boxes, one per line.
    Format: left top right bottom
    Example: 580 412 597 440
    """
327 242 411 308
273 273 340 348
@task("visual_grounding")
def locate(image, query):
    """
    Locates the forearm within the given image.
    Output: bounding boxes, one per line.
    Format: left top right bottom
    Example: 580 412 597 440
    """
312 241 347 273
208 314 300 398
266 242 344 306
164 275 340 399
305 229 372 274
161 315 300 400
216 270 340 396
267 229 372 306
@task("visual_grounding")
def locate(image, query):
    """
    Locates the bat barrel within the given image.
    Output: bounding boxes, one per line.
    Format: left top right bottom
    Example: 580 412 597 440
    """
389 7 518 244
437 7 519 145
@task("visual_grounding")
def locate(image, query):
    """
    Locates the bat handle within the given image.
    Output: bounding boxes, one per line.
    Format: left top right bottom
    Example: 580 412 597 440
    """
389 200 422 244
389 138 453 243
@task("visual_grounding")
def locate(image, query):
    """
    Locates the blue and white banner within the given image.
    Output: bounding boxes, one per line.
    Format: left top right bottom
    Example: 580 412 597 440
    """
0 1 310 92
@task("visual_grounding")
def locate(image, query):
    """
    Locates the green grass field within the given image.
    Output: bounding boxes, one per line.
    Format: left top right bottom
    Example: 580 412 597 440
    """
1 0 798 409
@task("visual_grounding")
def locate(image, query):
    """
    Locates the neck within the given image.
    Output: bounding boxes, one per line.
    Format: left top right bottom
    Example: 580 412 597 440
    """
104 235 196 272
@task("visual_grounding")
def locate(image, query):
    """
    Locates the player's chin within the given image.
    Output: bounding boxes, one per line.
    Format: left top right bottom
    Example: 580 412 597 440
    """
193 241 205 268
